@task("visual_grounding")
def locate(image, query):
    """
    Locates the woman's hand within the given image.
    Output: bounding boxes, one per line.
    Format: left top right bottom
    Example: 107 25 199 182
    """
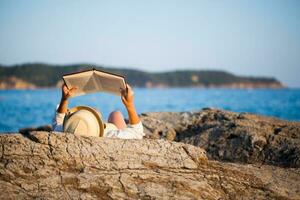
62 84 77 100
57 84 77 114
121 84 135 110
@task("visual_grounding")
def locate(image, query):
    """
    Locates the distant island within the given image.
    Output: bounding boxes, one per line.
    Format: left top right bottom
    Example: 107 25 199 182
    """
0 63 284 89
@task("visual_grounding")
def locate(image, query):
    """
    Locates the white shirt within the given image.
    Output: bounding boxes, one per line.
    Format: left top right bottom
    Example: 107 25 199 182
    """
52 112 145 139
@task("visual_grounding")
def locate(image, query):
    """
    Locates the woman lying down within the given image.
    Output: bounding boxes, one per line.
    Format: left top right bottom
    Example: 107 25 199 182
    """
52 83 144 139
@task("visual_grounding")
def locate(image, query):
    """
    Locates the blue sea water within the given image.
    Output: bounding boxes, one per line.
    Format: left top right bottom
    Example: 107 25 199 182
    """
0 88 300 132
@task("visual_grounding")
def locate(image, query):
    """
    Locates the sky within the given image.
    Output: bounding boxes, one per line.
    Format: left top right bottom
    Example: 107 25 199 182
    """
0 0 299 87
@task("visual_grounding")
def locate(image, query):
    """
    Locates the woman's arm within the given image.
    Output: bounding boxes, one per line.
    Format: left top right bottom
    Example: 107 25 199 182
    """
57 84 77 113
121 84 140 125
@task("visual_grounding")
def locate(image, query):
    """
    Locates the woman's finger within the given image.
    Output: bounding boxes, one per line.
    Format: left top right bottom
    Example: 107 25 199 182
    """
70 87 77 92
121 95 127 103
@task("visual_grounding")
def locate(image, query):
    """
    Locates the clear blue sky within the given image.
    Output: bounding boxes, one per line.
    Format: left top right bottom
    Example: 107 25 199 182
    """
0 0 299 87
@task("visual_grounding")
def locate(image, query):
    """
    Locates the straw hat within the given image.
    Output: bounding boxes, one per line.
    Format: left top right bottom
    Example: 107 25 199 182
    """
63 106 105 137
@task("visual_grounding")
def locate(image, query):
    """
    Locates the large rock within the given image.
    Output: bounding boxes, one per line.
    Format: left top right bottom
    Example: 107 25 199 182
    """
0 132 299 199
141 108 300 167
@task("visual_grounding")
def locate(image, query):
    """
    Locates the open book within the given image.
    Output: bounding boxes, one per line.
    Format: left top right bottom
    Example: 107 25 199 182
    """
63 69 126 97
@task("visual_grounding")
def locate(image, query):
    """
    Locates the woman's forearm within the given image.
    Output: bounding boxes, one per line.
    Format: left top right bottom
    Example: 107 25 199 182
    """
57 98 68 114
126 105 140 125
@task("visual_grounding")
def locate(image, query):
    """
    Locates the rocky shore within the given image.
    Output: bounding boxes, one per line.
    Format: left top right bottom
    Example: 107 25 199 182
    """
1 109 299 199
141 108 300 168
0 76 36 89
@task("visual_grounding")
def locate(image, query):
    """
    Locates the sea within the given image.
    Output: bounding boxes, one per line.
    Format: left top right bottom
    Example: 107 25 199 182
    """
0 88 300 132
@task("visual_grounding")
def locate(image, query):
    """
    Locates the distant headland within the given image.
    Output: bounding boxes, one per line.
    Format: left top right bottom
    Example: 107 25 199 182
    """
0 63 284 89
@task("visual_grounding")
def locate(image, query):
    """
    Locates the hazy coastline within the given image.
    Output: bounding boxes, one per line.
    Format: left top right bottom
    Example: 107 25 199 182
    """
0 63 284 89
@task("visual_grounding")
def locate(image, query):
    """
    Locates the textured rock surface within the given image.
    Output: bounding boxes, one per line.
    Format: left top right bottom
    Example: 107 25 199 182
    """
141 108 300 167
2 109 300 199
0 132 299 199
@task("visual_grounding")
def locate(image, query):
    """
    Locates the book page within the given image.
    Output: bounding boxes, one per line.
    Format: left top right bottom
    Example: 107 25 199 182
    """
94 71 126 96
63 71 95 97
91 73 103 91
82 75 98 93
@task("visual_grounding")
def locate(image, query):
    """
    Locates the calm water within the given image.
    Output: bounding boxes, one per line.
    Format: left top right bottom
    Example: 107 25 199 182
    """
0 88 300 132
